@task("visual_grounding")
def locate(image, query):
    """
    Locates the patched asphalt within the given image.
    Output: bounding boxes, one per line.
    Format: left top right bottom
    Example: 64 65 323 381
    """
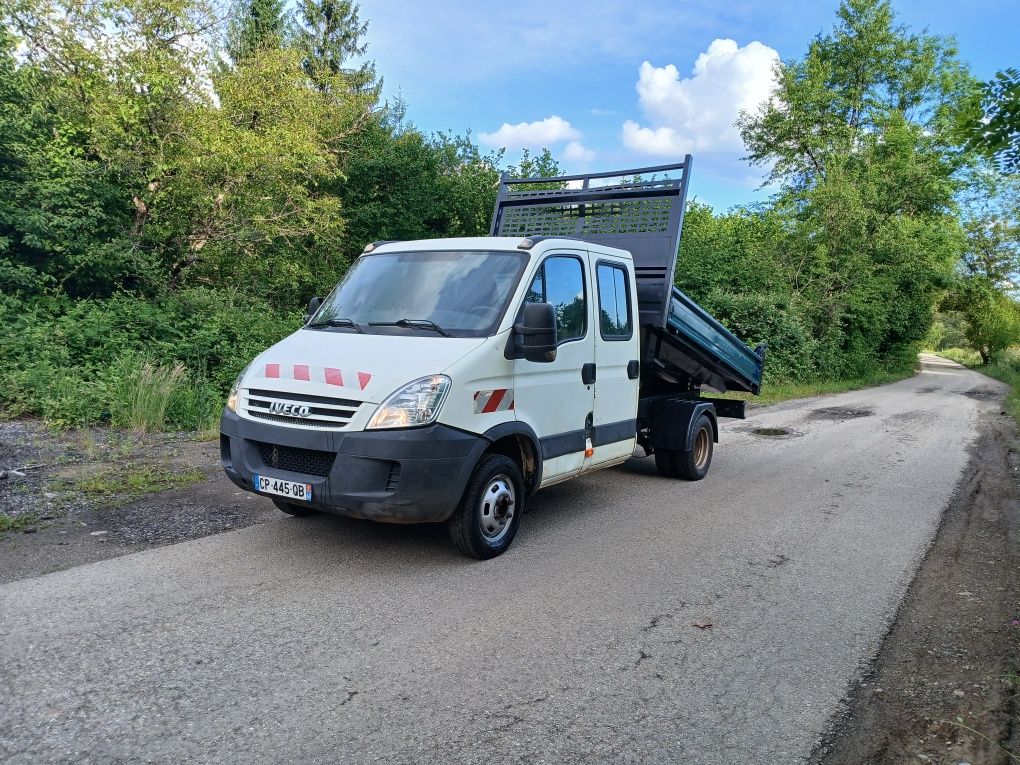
0 355 1006 763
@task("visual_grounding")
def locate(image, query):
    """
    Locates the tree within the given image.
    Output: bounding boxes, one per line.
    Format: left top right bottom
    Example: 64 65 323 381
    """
292 0 378 97
941 167 1020 361
334 122 503 263
226 0 286 64
3 0 374 305
738 0 973 376
960 68 1020 174
956 169 1020 293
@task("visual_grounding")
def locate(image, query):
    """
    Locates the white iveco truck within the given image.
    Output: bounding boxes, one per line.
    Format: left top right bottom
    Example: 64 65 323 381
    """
220 158 766 558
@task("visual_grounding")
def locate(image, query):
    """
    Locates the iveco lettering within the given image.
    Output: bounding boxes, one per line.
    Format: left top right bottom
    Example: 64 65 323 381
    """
268 402 311 417
220 159 766 558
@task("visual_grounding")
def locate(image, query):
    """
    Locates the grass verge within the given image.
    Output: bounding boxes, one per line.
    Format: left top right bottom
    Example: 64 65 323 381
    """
720 367 916 406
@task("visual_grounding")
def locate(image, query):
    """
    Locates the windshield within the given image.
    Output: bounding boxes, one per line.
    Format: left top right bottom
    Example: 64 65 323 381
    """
309 250 529 338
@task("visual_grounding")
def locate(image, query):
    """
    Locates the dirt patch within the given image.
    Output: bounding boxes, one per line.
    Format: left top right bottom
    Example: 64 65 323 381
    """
816 407 1020 764
809 406 875 421
0 420 275 583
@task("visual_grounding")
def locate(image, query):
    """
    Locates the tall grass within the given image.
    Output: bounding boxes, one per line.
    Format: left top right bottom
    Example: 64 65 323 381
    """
110 361 187 433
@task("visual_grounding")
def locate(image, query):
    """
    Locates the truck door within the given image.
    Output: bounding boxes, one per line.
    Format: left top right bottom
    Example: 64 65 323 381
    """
513 252 595 484
589 259 640 466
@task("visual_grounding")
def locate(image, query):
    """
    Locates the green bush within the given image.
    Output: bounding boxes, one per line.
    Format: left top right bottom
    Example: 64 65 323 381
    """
0 289 298 429
699 291 819 384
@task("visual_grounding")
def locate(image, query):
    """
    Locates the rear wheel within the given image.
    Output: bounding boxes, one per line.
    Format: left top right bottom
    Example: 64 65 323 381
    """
448 453 524 559
653 413 714 481
272 499 319 517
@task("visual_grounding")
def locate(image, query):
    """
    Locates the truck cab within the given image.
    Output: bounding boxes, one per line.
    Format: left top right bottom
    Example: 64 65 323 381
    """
221 159 765 558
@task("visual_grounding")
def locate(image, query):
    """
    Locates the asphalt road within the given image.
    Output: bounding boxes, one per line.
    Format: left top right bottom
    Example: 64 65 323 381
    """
0 355 1006 764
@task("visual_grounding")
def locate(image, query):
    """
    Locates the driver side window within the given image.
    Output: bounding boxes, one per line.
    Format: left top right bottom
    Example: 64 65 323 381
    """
525 256 587 343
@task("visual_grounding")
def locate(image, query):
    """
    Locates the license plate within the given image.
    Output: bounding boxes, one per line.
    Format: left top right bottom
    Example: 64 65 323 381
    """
253 474 313 502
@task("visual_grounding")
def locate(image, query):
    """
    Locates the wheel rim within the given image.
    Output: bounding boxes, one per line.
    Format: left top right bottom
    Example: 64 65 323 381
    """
478 474 516 543
692 427 711 470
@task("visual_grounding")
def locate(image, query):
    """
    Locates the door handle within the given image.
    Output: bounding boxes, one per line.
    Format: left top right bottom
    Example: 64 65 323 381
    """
581 363 596 385
627 360 640 379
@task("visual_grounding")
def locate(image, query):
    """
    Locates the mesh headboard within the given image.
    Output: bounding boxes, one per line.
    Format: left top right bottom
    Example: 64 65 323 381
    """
490 157 693 328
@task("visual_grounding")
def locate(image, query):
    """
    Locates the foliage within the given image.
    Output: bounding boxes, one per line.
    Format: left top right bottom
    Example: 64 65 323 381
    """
929 311 971 350
955 167 1020 291
335 124 503 263
733 0 971 379
960 68 1020 174
942 168 1020 361
952 285 1020 363
292 0 379 96
0 290 299 428
227 0 287 64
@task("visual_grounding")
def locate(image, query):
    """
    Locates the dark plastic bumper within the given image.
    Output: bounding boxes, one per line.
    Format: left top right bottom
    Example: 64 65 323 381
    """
220 409 487 523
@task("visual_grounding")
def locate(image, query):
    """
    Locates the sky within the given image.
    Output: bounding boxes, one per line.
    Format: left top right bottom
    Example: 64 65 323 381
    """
353 0 1018 211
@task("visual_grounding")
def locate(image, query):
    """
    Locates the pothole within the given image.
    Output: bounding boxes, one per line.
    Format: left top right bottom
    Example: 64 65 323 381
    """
752 427 791 437
960 388 999 399
809 406 874 421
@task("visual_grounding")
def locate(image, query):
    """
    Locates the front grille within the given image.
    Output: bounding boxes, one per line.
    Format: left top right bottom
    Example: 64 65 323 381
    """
248 411 341 428
242 388 362 430
257 442 335 477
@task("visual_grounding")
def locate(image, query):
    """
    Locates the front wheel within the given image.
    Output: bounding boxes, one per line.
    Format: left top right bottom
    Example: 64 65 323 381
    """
272 498 319 517
448 454 524 559
654 413 714 481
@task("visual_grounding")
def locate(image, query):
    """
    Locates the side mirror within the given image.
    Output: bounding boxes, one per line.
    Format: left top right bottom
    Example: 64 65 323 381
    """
514 302 557 363
303 296 323 324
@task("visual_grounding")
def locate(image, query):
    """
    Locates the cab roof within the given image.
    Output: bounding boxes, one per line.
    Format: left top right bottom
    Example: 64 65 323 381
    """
367 236 632 261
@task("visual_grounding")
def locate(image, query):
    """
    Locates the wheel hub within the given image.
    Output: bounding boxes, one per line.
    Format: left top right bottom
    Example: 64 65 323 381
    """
478 475 515 542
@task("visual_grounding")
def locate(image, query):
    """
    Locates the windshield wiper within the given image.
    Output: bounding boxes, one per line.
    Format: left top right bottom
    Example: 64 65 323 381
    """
369 318 453 337
306 317 364 333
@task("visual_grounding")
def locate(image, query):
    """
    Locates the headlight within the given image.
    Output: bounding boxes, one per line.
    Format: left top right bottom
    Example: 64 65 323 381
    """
226 364 251 413
367 375 451 430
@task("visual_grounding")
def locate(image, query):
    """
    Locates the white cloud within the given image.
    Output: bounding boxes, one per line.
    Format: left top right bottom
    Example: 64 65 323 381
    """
480 115 580 149
563 141 595 163
622 39 779 157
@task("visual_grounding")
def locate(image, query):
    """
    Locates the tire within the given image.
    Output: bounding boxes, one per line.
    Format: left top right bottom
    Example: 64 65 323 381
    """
448 453 524 559
272 498 319 517
654 413 714 481
654 450 680 478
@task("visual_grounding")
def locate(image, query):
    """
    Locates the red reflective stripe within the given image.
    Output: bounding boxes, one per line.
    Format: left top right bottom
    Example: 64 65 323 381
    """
265 363 280 379
482 388 505 413
324 367 343 386
358 372 372 390
293 364 310 381
508 399 515 410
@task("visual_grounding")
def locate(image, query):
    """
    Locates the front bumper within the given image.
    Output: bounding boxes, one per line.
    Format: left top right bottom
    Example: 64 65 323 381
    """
220 409 487 523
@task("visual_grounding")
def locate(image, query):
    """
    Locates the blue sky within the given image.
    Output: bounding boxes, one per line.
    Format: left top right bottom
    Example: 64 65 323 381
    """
355 0 1018 210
